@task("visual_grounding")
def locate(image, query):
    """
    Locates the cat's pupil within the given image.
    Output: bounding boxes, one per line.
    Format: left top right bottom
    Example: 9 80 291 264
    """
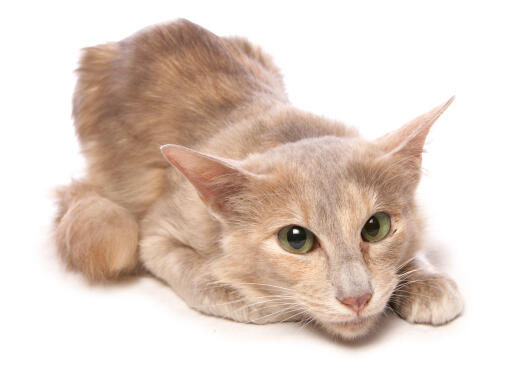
287 226 307 249
365 216 380 237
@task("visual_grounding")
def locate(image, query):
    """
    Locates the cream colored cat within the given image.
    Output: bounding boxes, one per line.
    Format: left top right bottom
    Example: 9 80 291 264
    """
55 19 463 339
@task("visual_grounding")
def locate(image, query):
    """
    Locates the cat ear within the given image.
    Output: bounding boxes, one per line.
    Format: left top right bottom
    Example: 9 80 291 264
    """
160 144 252 217
375 96 454 168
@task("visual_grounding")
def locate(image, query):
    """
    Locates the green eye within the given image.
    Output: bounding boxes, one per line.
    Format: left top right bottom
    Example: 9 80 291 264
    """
361 212 391 242
278 225 315 254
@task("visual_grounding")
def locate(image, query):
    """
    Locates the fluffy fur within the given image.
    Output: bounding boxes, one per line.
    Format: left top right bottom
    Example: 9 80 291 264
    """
55 19 463 339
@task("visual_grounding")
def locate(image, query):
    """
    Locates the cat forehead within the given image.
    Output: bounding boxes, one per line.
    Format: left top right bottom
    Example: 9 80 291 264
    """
246 136 404 220
251 136 382 181
248 136 370 171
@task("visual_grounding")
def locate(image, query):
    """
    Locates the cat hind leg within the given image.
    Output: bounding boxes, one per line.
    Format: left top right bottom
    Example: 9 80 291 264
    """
54 181 139 281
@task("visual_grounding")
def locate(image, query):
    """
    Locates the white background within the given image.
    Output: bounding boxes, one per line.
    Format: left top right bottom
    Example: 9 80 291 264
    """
1 1 511 368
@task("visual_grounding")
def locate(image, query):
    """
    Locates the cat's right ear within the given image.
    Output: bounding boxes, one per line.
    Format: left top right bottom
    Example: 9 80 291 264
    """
160 144 253 218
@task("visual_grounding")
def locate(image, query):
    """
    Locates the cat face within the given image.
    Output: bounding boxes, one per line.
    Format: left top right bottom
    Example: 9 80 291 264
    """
209 138 418 337
161 97 452 338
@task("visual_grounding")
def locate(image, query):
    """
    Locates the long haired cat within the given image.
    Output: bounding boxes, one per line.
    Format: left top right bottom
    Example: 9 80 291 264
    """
55 19 463 339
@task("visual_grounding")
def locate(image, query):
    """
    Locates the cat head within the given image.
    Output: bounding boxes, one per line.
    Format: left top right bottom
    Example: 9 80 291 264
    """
161 97 453 339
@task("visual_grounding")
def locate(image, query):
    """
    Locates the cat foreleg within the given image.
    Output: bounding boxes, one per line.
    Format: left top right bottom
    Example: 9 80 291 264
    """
139 233 265 323
390 255 463 325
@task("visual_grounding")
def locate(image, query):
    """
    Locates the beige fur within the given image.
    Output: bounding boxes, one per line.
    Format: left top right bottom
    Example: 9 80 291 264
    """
55 181 139 280
55 19 462 339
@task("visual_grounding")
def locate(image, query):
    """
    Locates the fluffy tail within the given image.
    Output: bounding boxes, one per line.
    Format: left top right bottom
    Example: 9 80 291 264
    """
54 181 139 281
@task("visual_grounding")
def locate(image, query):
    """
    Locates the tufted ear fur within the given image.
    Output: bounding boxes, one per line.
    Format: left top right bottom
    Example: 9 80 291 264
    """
376 96 454 170
161 144 254 217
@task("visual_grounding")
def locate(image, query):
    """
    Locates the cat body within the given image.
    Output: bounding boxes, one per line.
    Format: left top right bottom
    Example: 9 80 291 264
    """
55 19 463 339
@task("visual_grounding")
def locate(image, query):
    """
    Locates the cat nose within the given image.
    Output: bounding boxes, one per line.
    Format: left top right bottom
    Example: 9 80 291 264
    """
337 293 372 314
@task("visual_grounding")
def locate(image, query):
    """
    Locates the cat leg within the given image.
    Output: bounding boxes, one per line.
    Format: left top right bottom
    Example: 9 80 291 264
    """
140 233 281 323
54 180 139 281
140 234 242 320
390 255 463 325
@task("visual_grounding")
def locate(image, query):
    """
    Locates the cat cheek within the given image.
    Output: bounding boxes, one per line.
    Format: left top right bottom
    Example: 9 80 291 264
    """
316 245 327 258
360 242 371 264
360 241 370 254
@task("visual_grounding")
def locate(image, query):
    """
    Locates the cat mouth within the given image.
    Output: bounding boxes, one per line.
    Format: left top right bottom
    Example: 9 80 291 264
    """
314 310 376 325
329 315 370 325
321 310 382 329
315 314 380 339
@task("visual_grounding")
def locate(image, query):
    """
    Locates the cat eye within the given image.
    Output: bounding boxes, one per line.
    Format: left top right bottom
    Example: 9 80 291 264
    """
361 212 391 242
277 225 315 254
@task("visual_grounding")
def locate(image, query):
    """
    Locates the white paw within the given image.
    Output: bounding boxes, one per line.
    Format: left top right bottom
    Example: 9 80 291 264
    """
395 274 464 326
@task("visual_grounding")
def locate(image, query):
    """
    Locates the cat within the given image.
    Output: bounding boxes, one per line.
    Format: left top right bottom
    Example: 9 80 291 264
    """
54 19 463 339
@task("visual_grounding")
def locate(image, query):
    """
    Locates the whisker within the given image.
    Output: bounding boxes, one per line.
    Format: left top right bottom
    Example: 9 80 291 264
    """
300 317 315 330
235 282 295 292
394 279 444 293
397 268 423 280
278 309 307 324
247 302 306 317
395 256 418 272
391 291 434 300
236 299 298 313
252 306 305 323
206 294 296 309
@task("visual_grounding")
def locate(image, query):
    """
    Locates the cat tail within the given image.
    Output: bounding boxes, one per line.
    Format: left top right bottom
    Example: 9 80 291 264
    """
54 180 140 281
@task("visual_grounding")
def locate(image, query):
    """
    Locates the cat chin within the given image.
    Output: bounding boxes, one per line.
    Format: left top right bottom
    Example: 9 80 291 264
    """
316 314 380 340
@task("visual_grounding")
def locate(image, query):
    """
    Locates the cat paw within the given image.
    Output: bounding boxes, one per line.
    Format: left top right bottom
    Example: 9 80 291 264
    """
393 274 463 326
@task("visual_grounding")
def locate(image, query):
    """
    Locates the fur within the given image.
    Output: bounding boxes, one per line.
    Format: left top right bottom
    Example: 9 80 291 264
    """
55 19 463 339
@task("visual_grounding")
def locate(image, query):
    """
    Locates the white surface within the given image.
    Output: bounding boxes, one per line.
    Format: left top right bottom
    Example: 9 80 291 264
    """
1 1 511 368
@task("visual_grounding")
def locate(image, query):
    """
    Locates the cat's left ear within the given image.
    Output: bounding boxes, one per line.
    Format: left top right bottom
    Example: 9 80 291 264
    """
161 144 255 218
375 96 454 169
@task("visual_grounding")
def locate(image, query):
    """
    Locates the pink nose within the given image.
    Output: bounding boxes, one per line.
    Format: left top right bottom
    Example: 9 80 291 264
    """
338 293 372 314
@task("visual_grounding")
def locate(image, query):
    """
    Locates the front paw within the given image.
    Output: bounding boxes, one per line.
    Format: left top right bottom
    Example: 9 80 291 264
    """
392 274 464 326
